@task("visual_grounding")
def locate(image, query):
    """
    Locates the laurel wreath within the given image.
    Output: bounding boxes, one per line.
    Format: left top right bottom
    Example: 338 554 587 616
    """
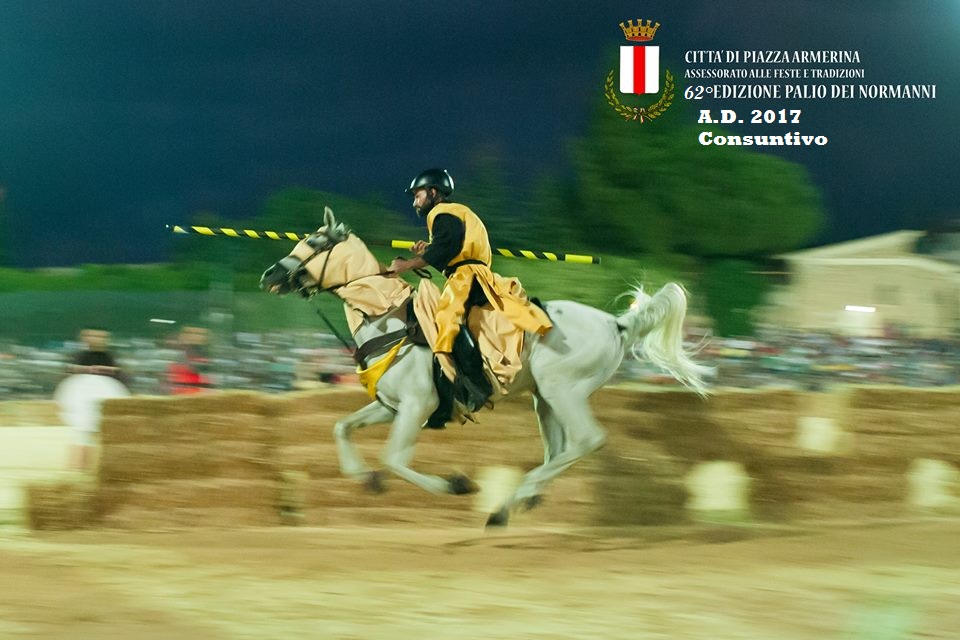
604 69 674 122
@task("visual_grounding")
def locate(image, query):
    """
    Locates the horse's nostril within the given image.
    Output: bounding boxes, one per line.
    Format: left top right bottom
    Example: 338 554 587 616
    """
259 266 278 290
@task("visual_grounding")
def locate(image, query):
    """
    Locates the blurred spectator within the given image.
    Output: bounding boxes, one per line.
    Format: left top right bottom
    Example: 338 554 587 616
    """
60 328 130 472
167 326 214 394
1 326 953 400
71 328 121 378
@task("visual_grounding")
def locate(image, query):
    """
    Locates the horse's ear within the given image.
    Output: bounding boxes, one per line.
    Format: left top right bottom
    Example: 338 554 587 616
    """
323 205 350 241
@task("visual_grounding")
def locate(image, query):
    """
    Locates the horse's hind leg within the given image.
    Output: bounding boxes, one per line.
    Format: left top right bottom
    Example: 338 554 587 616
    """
529 391 566 500
333 401 395 485
513 390 607 507
488 393 565 526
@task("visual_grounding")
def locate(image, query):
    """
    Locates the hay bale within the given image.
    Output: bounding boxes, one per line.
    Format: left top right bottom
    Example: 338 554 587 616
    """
117 478 281 510
597 388 707 417
847 386 960 412
99 415 168 445
24 476 98 530
851 438 928 466
104 391 271 419
846 410 922 436
706 389 801 414
272 414 337 447
162 391 271 416
185 413 276 444
99 442 223 483
647 415 757 463
274 388 371 418
97 478 283 528
100 437 277 484
591 440 689 526
101 395 177 418
105 413 273 445
276 443 331 476
816 473 908 503
209 440 277 478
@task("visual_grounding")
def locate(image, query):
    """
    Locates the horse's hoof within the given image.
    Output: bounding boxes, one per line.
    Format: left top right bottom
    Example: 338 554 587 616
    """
485 506 510 528
364 470 387 494
520 495 543 511
446 474 480 495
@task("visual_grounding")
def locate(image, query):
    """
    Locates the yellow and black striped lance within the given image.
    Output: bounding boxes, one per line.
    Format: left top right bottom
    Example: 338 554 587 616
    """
167 224 601 264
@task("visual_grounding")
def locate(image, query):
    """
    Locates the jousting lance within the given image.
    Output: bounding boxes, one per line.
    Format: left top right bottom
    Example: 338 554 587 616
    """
166 224 600 265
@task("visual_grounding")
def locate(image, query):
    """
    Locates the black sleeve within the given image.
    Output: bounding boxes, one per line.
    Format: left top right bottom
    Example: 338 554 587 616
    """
75 350 117 367
422 214 465 271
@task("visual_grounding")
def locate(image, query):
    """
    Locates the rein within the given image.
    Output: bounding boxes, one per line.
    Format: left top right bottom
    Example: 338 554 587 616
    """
288 233 430 360
311 299 357 354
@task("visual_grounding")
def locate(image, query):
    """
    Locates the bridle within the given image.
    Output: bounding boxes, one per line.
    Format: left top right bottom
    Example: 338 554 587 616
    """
278 231 431 299
264 227 432 358
276 231 352 298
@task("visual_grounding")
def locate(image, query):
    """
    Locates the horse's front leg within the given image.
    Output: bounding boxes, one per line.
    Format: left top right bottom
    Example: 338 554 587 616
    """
380 397 465 496
333 400 395 487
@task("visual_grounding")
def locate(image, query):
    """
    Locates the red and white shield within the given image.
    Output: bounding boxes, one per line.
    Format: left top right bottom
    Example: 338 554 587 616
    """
619 45 660 94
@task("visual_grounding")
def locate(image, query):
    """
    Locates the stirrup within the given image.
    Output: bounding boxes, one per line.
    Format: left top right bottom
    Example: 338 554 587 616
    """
452 401 477 424
435 352 457 383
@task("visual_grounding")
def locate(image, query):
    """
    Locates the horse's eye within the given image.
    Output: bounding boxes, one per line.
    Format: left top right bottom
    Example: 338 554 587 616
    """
306 235 329 250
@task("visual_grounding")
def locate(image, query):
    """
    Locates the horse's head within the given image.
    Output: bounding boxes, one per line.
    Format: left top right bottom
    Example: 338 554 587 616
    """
260 206 352 297
260 206 381 297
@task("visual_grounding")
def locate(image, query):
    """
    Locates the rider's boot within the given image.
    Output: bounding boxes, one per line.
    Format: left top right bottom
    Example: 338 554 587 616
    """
436 352 457 383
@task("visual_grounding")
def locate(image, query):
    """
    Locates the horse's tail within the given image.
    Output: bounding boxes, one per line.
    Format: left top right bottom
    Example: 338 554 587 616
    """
616 283 714 397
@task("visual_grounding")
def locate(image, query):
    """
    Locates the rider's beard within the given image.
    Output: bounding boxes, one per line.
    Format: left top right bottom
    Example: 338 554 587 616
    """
414 194 438 218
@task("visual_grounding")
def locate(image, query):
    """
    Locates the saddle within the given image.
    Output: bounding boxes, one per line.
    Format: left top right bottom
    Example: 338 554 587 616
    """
347 276 532 429
412 279 530 427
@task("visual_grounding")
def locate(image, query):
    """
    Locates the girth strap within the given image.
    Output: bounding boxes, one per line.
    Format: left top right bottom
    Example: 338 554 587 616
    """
353 299 427 369
353 328 408 369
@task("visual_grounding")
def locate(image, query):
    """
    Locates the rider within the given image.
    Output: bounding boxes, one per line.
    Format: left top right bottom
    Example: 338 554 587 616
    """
388 168 552 384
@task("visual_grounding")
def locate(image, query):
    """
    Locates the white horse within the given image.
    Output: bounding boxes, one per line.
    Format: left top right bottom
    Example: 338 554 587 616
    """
261 207 711 526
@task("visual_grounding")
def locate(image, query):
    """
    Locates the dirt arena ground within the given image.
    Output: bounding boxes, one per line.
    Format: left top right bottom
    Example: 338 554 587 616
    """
1 519 958 639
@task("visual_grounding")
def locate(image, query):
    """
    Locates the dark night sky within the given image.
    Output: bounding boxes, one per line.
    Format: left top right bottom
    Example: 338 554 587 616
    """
1 0 957 266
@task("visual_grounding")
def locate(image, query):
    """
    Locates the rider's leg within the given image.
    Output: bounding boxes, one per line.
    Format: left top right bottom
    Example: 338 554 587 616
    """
434 271 474 381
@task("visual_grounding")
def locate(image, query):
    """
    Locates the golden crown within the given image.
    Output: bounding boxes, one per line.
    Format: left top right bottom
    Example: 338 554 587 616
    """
619 19 660 42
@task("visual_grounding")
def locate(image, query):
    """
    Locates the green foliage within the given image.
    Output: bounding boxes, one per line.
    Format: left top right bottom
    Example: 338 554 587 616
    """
172 187 419 287
522 173 585 253
700 259 768 336
490 253 683 313
456 144 541 249
566 95 824 258
4 102 824 339
0 187 8 267
0 264 211 293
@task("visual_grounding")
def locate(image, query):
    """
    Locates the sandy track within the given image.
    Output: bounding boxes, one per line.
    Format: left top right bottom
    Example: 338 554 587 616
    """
1 519 958 639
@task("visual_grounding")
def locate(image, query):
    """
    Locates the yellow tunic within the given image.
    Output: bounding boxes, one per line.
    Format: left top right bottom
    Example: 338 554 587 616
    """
426 203 552 353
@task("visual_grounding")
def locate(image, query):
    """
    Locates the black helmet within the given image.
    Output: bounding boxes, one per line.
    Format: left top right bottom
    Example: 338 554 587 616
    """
406 168 454 196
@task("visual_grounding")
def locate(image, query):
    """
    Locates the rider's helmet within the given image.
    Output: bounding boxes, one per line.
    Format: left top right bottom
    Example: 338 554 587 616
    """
406 168 454 197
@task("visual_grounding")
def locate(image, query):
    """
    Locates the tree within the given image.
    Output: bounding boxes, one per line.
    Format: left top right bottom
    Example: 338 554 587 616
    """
567 97 824 258
170 187 417 284
524 172 583 251
0 186 8 266
700 259 769 336
455 143 541 248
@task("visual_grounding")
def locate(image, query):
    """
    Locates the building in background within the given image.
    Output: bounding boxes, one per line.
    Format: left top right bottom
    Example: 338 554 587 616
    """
762 229 960 337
